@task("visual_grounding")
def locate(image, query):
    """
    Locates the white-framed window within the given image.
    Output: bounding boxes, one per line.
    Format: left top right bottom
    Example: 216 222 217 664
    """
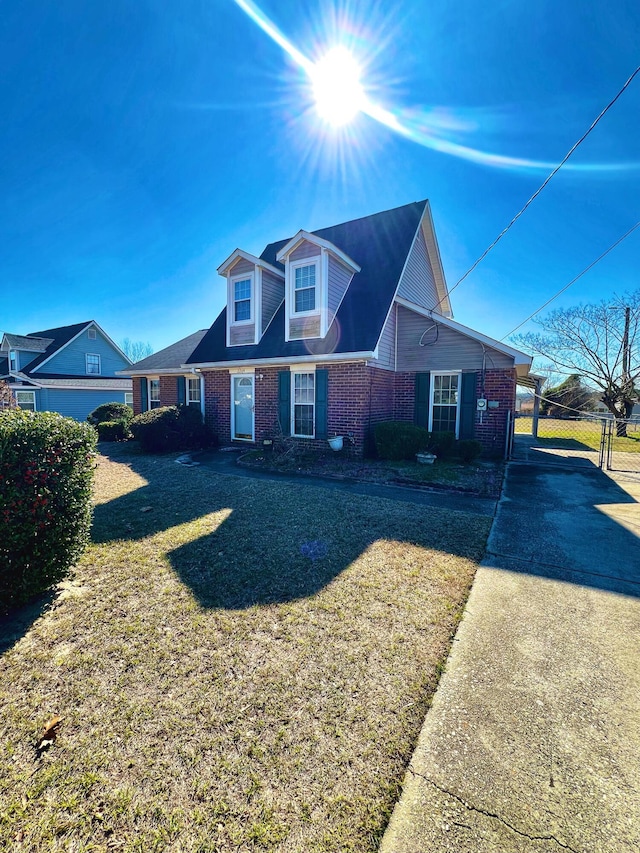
16 390 36 411
88 328 97 340
429 372 461 436
231 274 253 323
187 377 201 406
149 379 161 409
292 371 315 437
9 350 17 371
86 353 101 375
124 392 133 406
292 261 318 314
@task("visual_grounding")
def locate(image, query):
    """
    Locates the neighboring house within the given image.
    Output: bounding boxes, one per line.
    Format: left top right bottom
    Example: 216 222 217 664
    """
0 321 133 421
124 201 533 455
122 330 209 415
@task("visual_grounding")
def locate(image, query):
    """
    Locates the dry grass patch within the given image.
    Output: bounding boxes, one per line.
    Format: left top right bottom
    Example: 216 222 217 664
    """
0 445 490 852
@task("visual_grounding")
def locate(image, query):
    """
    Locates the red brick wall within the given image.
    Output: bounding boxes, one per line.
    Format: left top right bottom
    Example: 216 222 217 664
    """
132 377 143 415
474 368 517 455
159 376 178 407
203 370 231 444
393 373 415 421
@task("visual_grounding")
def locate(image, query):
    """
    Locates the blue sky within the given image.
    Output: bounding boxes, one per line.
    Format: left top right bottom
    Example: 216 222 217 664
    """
1 0 639 352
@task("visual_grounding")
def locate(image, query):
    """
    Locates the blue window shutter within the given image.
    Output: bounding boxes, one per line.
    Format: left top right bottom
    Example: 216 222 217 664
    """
414 373 430 429
278 370 290 435
140 377 148 412
315 369 328 439
177 376 186 405
459 372 477 439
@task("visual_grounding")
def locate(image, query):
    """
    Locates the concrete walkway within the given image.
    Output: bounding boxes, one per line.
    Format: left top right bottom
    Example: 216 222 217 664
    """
381 461 640 852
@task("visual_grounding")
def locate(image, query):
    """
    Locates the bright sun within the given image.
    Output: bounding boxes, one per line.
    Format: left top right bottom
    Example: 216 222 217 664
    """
311 46 365 127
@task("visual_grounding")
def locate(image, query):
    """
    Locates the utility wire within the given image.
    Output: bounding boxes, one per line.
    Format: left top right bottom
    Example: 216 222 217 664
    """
500 220 640 339
432 64 640 312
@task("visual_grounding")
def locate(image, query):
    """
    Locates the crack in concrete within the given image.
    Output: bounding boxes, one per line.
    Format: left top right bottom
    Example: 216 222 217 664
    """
407 766 580 852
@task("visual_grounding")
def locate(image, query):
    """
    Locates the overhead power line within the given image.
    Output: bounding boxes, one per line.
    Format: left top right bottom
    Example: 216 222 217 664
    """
500 220 640 340
432 64 640 311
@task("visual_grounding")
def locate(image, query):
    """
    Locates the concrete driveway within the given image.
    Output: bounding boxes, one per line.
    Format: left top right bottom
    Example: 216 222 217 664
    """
381 461 640 852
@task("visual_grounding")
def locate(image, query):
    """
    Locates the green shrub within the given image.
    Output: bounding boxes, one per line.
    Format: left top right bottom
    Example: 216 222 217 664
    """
457 439 483 464
0 410 96 613
130 405 212 453
97 419 130 442
87 402 133 426
374 421 430 461
429 431 456 458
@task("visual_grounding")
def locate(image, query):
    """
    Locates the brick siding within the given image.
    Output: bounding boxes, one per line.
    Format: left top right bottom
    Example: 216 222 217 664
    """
132 378 143 415
159 376 178 407
474 368 517 455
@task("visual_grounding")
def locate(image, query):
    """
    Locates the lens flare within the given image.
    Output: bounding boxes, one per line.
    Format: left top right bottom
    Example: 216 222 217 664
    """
311 47 366 126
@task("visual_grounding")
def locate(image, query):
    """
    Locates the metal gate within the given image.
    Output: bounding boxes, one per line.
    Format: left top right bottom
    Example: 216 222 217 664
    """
604 419 640 473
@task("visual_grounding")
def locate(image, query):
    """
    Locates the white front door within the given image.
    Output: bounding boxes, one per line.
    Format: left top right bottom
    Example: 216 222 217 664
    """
232 374 254 441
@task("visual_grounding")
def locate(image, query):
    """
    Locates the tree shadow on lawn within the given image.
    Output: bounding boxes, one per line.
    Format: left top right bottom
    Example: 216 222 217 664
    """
90 447 488 610
0 589 56 655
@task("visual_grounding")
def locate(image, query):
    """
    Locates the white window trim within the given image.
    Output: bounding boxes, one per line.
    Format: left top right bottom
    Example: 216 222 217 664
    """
16 390 36 411
9 350 17 371
290 367 316 439
230 372 255 442
428 370 461 438
148 377 161 410
86 353 101 375
229 272 255 326
124 391 133 406
290 257 320 317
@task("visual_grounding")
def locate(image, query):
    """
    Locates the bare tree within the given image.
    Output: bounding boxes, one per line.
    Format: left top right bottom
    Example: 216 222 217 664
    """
513 292 640 435
120 338 154 363
0 380 16 410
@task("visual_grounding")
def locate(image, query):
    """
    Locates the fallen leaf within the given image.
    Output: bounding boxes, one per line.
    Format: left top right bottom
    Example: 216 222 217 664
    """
36 715 63 753
140 506 152 513
14 829 24 842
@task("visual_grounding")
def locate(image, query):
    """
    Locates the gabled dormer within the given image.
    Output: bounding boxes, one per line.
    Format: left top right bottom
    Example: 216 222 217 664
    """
218 250 285 347
276 231 361 341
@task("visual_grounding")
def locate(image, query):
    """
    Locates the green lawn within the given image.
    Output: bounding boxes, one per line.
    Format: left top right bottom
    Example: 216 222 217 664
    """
0 445 491 852
515 416 640 453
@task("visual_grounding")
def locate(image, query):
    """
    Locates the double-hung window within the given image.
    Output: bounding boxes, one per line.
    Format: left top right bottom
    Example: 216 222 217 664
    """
16 390 36 411
293 263 317 313
149 379 161 409
9 350 17 371
187 377 201 407
292 371 315 437
233 277 252 323
86 353 101 375
430 372 460 435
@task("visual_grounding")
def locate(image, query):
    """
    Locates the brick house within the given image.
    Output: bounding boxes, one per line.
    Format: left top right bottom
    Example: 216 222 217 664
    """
124 201 532 456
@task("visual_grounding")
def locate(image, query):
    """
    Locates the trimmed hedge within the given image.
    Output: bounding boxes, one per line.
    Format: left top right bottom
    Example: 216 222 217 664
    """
87 402 133 426
429 430 456 458
374 421 430 460
457 439 482 464
97 419 130 442
0 410 97 613
130 405 212 453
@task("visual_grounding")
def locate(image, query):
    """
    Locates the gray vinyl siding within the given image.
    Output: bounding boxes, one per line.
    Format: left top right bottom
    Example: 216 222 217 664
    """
327 256 352 315
37 388 130 421
229 258 255 276
261 270 284 334
290 241 320 262
396 227 439 310
35 328 129 376
372 304 396 369
230 324 256 346
396 306 514 371
289 316 321 339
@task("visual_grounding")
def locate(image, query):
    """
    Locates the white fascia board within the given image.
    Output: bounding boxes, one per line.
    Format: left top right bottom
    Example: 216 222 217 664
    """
118 367 194 376
217 249 284 279
33 321 133 372
395 297 532 366
421 201 452 317
187 351 375 370
276 230 361 273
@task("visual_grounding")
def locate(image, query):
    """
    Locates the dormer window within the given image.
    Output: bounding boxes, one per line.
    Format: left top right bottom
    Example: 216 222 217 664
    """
293 261 318 313
233 276 253 323
9 350 17 371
